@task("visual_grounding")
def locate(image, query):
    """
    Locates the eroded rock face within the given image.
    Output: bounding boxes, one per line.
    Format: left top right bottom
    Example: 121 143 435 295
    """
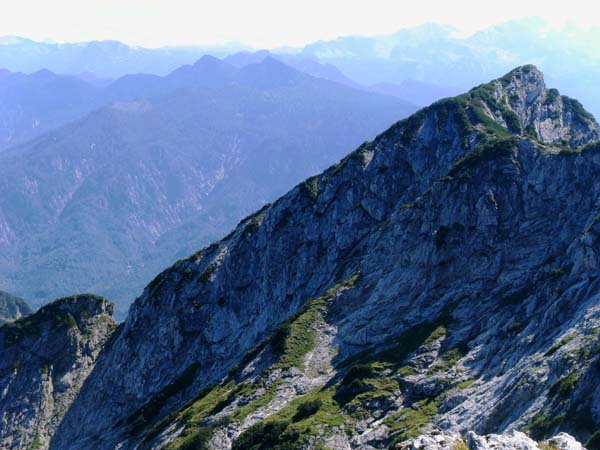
46 66 600 449
0 295 115 450
486 65 599 147
398 431 585 450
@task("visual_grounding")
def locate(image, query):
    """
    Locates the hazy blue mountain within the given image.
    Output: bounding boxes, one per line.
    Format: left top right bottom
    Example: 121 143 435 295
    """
4 18 600 117
0 35 248 77
224 49 462 107
225 50 359 87
0 290 31 323
302 22 458 62
75 71 114 87
0 69 103 150
0 56 367 152
223 49 273 67
104 55 238 100
0 58 237 151
0 58 415 316
0 56 278 151
295 19 600 118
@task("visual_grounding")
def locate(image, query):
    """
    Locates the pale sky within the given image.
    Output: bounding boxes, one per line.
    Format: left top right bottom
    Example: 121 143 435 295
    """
1 0 598 48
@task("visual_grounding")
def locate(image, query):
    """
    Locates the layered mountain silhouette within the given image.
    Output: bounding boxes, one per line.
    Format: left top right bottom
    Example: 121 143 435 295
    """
224 50 359 87
5 18 600 117
2 65 599 450
0 36 246 77
0 55 333 151
0 69 102 150
0 57 415 315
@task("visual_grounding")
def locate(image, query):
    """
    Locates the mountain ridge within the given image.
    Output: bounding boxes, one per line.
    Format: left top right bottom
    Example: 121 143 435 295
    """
40 65 600 450
0 35 247 77
0 294 115 449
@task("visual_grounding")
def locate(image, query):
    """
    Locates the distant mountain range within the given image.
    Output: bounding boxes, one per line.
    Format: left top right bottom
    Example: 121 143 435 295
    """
3 18 600 117
224 50 359 87
0 55 253 151
0 57 415 316
295 19 600 117
0 36 248 77
0 69 104 150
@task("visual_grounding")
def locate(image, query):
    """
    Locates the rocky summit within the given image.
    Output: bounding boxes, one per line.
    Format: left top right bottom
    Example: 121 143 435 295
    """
3 65 600 450
0 295 115 449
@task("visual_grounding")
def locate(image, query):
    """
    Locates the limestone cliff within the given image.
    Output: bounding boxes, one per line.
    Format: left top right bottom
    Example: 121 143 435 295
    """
0 295 115 450
26 66 600 449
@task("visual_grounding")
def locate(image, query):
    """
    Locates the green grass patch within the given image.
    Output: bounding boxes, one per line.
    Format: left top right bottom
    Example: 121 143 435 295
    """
233 420 298 450
271 298 325 370
334 363 400 406
456 379 475 390
175 381 237 430
424 325 447 345
197 263 216 284
548 371 580 399
523 409 566 440
2 294 110 345
27 436 43 450
272 275 360 370
428 342 468 374
385 399 440 445
301 176 319 202
166 425 214 450
127 363 201 435
158 377 282 449
338 320 444 372
230 381 281 421
232 385 347 449
400 109 427 145
292 399 322 422
334 321 450 405
545 335 575 357
449 137 518 177
241 204 271 237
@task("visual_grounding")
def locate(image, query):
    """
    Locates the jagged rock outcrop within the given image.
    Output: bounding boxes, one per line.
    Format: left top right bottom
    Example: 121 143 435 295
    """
0 290 31 324
43 65 600 449
483 66 598 147
0 295 115 450
398 431 585 450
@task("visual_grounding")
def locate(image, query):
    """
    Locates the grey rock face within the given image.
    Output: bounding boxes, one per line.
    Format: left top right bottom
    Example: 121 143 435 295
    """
484 65 599 147
45 65 600 449
397 431 585 450
0 295 115 450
